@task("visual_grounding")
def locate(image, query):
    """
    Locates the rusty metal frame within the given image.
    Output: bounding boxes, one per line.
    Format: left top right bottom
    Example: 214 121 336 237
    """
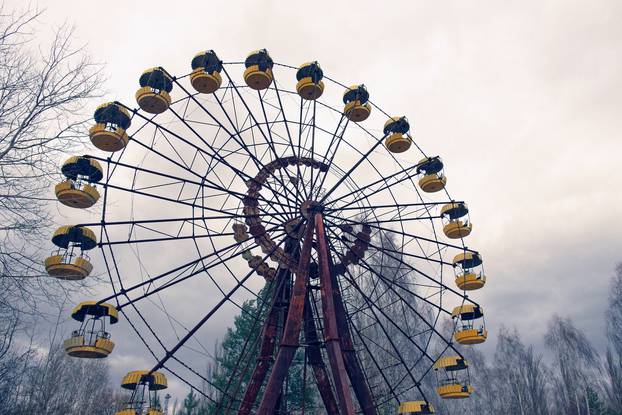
303 291 340 414
238 213 380 414
237 264 289 415
315 213 356 415
256 219 316 413
323 225 377 414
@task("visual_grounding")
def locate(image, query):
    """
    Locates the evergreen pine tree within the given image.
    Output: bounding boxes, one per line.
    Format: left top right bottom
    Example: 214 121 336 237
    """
204 290 316 413
180 390 199 415
587 386 605 415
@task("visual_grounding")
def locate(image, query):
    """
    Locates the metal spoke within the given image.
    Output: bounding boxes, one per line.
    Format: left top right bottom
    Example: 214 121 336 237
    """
85 60 483 412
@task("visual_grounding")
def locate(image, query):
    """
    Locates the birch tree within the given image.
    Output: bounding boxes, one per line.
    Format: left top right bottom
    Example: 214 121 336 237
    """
604 263 622 413
545 315 601 415
492 327 550 414
0 5 101 328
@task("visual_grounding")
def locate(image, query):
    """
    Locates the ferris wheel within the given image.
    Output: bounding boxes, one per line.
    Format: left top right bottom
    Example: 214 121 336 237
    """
45 49 489 414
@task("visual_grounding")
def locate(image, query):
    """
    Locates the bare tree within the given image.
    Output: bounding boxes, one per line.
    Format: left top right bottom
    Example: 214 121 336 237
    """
606 264 622 355
490 327 550 415
0 307 124 415
462 345 496 414
0 315 34 412
545 315 602 415
604 350 622 414
604 263 622 412
0 5 101 322
0 341 125 415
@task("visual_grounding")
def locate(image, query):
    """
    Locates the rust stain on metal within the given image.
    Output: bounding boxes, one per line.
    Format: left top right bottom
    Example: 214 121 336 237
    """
256 219 315 414
316 213 356 415
304 292 340 414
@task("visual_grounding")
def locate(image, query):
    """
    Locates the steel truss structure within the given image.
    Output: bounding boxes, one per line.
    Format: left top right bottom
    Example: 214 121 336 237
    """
67 56 485 414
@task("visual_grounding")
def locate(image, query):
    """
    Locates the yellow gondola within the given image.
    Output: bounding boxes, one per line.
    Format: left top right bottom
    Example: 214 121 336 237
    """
121 371 168 390
44 254 93 280
64 301 118 358
296 61 324 100
384 116 412 153
440 202 472 239
55 156 103 209
45 225 97 280
452 251 486 290
343 84 371 122
190 50 223 94
453 252 482 269
455 272 487 290
51 225 97 250
433 356 473 399
116 370 167 415
444 221 472 239
244 49 273 90
417 157 446 193
452 304 488 345
89 102 131 152
136 68 173 114
398 400 435 414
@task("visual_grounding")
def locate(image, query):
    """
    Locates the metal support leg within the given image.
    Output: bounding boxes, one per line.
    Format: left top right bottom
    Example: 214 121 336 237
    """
315 213 356 415
256 220 315 414
237 267 288 415
303 292 340 414
326 237 378 414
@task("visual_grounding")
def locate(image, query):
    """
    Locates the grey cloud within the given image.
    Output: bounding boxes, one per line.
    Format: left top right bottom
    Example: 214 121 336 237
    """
18 0 622 403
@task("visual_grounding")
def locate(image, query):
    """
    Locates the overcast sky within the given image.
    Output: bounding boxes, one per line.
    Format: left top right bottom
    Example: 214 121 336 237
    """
13 0 622 404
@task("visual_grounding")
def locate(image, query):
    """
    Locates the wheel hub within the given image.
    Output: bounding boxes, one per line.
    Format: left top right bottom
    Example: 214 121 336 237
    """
300 200 323 219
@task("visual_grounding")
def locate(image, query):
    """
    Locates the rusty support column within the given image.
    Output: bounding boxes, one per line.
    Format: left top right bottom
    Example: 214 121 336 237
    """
256 219 315 414
303 292 340 414
315 213 356 415
326 239 378 414
237 266 288 415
